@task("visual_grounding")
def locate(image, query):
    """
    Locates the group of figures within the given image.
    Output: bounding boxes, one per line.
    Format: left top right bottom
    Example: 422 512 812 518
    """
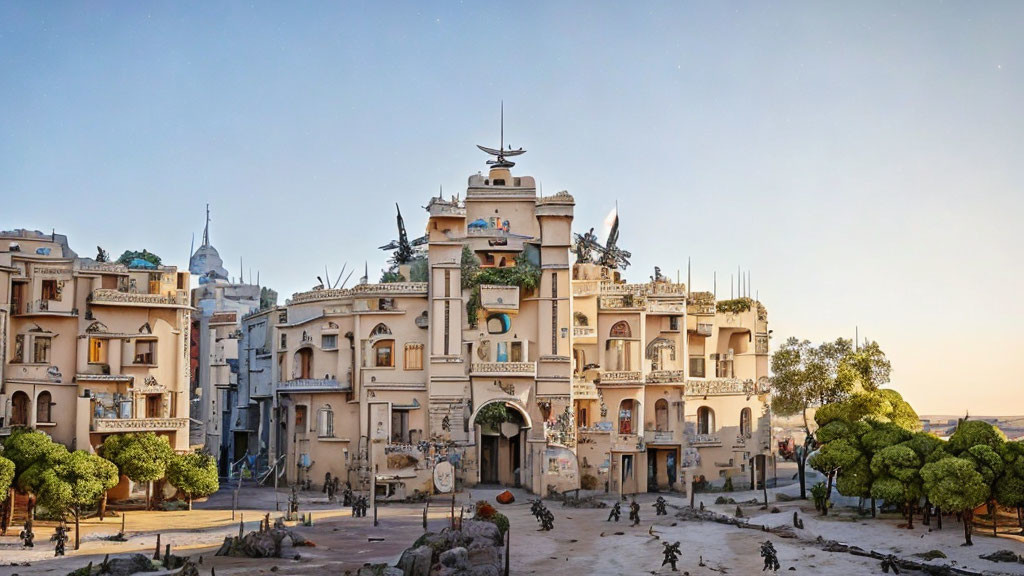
351 495 369 518
605 498 644 526
760 540 780 572
529 499 554 531
18 519 69 557
322 472 343 502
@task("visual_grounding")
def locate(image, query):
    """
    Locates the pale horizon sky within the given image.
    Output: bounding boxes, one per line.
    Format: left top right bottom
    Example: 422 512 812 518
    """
2 2 1021 415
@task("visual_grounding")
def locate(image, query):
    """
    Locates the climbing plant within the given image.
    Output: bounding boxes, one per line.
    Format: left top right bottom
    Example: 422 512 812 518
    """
716 297 753 314
475 403 511 430
462 248 540 328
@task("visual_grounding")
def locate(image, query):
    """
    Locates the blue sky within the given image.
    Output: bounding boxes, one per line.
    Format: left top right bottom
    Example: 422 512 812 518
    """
2 2 1022 415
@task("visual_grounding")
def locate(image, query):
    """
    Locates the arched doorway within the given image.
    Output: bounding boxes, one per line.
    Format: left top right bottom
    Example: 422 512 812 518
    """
294 348 313 379
11 391 30 426
471 400 531 487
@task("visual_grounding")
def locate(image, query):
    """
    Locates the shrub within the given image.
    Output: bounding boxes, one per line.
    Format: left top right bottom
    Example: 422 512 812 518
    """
580 473 598 491
474 500 497 519
810 481 829 511
723 477 734 492
489 512 510 537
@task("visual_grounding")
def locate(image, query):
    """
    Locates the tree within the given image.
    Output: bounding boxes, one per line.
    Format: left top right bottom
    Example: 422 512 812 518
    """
166 451 219 510
948 419 1006 456
962 444 1006 536
808 435 861 515
35 450 118 550
116 249 161 267
0 454 13 502
871 444 923 528
2 429 67 496
100 433 174 510
994 441 1024 532
922 457 989 546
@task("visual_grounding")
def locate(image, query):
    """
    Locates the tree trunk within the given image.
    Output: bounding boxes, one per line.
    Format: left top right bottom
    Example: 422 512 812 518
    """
906 501 914 529
74 510 81 550
798 409 810 500
963 510 973 546
100 493 107 521
188 495 193 511
822 471 834 516
871 497 876 518
923 499 930 526
991 499 997 536
146 481 152 511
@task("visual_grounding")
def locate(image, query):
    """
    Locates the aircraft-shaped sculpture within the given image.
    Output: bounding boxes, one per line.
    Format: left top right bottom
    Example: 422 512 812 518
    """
477 102 525 169
572 213 631 270
379 204 427 266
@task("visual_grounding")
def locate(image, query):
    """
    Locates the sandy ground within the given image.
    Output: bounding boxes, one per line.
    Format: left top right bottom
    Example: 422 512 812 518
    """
2 471 1024 576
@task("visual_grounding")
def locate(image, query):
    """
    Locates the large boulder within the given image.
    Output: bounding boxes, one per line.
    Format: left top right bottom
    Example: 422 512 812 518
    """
101 554 157 576
397 545 433 576
460 520 501 547
439 547 470 571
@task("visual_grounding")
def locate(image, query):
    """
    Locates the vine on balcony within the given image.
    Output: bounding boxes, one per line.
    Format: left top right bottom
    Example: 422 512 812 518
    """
461 246 540 328
716 297 753 314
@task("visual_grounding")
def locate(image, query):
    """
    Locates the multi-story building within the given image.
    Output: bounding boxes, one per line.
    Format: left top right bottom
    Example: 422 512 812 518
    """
236 144 773 497
0 229 192 454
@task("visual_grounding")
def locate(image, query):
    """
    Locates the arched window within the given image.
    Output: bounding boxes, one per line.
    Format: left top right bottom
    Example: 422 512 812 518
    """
294 348 313 379
609 321 631 338
36 391 52 424
317 404 335 438
373 340 394 367
645 337 676 371
740 407 752 437
618 399 638 435
697 406 715 435
11 391 29 427
573 312 589 327
370 323 392 338
655 398 669 431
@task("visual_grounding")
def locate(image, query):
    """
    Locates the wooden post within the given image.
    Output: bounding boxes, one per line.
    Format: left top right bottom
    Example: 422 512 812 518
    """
504 524 510 576
154 534 161 560
450 490 456 528
121 512 126 535
423 503 428 531
165 543 171 562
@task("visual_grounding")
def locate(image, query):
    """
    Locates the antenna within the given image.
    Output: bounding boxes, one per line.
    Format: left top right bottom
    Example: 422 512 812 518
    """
189 233 194 261
325 265 331 288
687 257 691 291
333 263 347 290
713 271 717 300
500 100 504 151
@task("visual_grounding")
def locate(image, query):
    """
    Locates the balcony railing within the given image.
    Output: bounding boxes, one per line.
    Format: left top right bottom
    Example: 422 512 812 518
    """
612 433 643 452
89 289 187 307
572 281 600 297
598 370 643 385
13 299 77 316
277 378 350 393
644 430 680 445
571 378 599 399
646 370 685 384
572 326 597 339
471 362 536 376
92 417 188 433
696 323 713 336
684 378 755 397
687 434 722 447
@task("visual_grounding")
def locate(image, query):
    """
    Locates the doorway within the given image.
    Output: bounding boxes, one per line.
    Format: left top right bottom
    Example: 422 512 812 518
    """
481 435 500 484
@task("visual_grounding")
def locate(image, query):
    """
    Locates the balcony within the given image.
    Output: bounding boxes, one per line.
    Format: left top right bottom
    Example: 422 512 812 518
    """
572 280 600 297
479 285 519 312
696 323 713 336
599 294 646 311
89 289 188 308
92 417 188 433
7 363 62 383
572 325 597 341
571 378 599 399
277 378 351 393
685 378 755 397
646 370 685 385
13 299 77 317
597 370 643 385
471 362 536 377
644 430 681 445
687 434 722 447
611 433 643 452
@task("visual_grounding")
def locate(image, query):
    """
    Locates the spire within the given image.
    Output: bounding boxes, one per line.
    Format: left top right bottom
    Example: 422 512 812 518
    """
476 101 526 168
202 203 211 247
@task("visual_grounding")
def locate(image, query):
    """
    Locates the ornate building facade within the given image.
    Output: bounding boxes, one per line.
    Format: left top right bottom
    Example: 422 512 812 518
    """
237 147 773 497
0 230 192 453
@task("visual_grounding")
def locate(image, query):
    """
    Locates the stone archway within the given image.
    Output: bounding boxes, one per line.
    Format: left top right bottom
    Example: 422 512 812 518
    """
470 400 532 487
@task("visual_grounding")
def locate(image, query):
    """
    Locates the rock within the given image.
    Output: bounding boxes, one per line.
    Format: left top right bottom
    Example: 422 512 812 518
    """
496 490 515 505
980 550 1024 563
397 545 432 576
101 554 158 576
439 547 470 570
460 520 502 547
467 543 500 567
357 565 403 576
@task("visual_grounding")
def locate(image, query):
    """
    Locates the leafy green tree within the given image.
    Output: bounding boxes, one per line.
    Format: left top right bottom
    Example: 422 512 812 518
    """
994 441 1024 531
947 419 1006 456
116 249 161 267
100 433 174 510
836 340 892 393
871 444 923 528
36 450 118 550
0 454 14 503
166 451 220 510
962 444 1006 536
2 428 67 495
922 457 989 546
809 436 861 515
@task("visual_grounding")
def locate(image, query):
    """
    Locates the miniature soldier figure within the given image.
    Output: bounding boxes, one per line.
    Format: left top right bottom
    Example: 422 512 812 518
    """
529 499 544 520
51 523 69 556
342 483 354 506
654 496 668 516
760 540 780 572
629 499 641 526
288 485 300 518
539 508 554 531
881 555 901 574
607 501 621 522
662 541 681 571
19 519 34 548
323 472 332 494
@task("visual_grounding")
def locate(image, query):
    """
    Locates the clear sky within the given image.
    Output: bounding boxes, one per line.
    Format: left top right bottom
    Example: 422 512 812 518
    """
2 2 1021 415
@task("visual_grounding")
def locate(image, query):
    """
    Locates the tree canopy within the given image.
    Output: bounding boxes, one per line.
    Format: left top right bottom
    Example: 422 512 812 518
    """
116 249 162 267
922 457 990 545
0 454 14 502
166 451 219 509
100 432 174 483
2 428 69 493
35 449 118 518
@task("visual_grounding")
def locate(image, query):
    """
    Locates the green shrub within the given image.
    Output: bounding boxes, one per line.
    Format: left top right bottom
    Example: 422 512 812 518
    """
723 477 734 492
810 481 829 511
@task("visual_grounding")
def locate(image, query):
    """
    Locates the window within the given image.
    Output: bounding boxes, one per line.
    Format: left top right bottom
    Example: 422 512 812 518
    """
618 399 638 435
610 320 631 338
11 392 29 426
669 316 680 331
374 340 394 367
134 339 156 365
278 310 288 324
404 343 423 370
13 334 24 363
605 339 632 371
280 333 287 349
317 405 335 438
89 338 105 364
33 336 51 364
574 312 588 326
370 323 392 337
655 399 669 432
510 341 523 363
697 406 715 435
689 357 705 378
36 391 52 423
322 334 338 349
295 405 307 430
295 348 313 379
740 407 752 437
41 279 59 301
391 410 410 443
378 298 395 311
146 394 162 418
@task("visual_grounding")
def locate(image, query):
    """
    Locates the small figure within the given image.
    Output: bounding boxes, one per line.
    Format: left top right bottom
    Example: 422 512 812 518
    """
654 496 668 516
881 555 901 574
539 508 554 531
529 499 545 520
662 541 681 571
288 485 300 519
760 540 780 572
607 501 621 522
342 483 354 506
629 498 641 526
352 495 369 517
20 519 35 548
51 523 69 556
323 472 332 494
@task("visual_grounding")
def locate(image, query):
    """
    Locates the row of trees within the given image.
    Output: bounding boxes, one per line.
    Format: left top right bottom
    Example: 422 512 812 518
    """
811 391 1024 545
0 430 219 550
